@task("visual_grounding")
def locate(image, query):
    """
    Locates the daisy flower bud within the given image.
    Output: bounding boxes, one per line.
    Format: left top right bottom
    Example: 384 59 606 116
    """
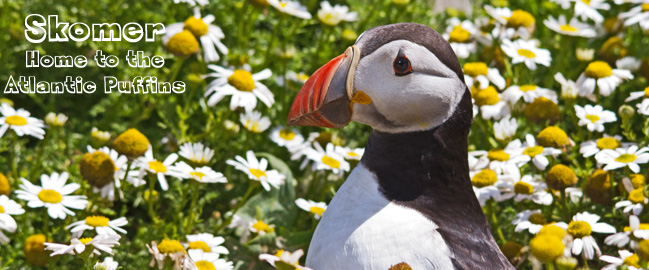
500 241 523 261
24 234 49 267
45 112 67 127
576 48 594 62
619 105 635 120
585 169 611 204
80 152 116 188
112 128 150 158
91 127 111 146
342 29 358 42
529 234 564 263
525 97 560 122
637 239 649 260
555 256 578 270
388 262 413 270
0 173 9 196
536 126 569 148
546 164 577 190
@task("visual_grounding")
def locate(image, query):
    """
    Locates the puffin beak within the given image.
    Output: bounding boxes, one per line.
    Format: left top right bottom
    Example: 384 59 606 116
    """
287 46 361 128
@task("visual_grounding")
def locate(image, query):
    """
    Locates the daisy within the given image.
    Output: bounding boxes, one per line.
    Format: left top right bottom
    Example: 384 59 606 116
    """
443 18 479 59
94 257 119 270
259 249 312 270
543 15 597 37
0 103 46 139
295 198 327 219
147 239 187 270
170 161 227 184
512 209 547 234
173 0 208 6
162 8 227 63
66 216 128 238
573 0 610 23
489 143 531 175
501 39 552 70
269 126 305 147
637 99 649 115
0 195 24 243
226 150 285 191
506 134 561 170
473 86 511 120
179 142 214 166
45 112 68 127
599 250 642 270
617 56 642 72
249 219 275 235
555 72 580 100
555 212 616 259
16 172 88 219
267 0 312 19
306 143 350 174
186 249 233 270
580 135 633 160
615 188 648 215
625 86 649 102
45 234 121 256
86 146 128 201
574 104 617 132
576 61 634 98
620 1 649 30
595 145 649 173
317 1 357 26
501 175 553 205
204 65 274 112
604 215 649 249
502 84 558 104
551 0 572 9
493 117 518 141
470 168 511 206
484 6 535 39
334 145 364 161
184 233 229 255
566 187 584 203
463 62 506 90
134 148 178 191
468 150 490 172
240 111 271 133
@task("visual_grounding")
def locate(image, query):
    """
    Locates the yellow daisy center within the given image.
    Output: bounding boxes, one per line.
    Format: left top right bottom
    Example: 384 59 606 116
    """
644 86 649 98
279 129 296 141
37 189 62 204
275 249 284 257
585 114 600 123
148 161 167 173
581 0 591 5
529 213 546 225
616 154 637 163
463 62 489 77
195 261 215 270
629 188 646 204
529 234 564 263
546 164 578 190
85 215 110 227
188 241 211 252
471 169 498 188
538 224 567 238
559 24 578 32
5 115 27 126
517 49 536 58
309 206 326 216
190 171 206 180
157 239 186 254
536 126 569 148
514 181 534 195
112 128 150 158
506 10 535 28
322 155 341 169
520 85 537 92
183 16 208 37
474 86 500 106
624 254 641 268
525 97 560 121
320 13 340 26
596 137 620 150
166 30 200 57
449 25 471 43
487 149 509 161
228 70 256 92
244 120 263 133
348 152 359 157
249 168 267 179
642 3 649 12
523 146 544 158
584 61 613 79
0 205 4 213
79 237 93 245
630 174 645 189
624 223 649 231
279 1 288 8
567 220 592 238
252 220 273 233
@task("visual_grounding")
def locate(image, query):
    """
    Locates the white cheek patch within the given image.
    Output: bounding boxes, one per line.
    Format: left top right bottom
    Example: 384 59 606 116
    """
352 40 466 133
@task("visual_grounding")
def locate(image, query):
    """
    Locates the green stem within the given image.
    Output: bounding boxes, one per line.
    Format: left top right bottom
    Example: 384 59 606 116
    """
264 14 285 66
30 128 53 180
147 173 159 224
560 189 570 220
546 262 555 270
9 132 19 179
185 181 201 234
214 182 257 233
487 200 506 243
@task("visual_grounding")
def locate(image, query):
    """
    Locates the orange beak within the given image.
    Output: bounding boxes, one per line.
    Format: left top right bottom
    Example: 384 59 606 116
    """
287 46 359 128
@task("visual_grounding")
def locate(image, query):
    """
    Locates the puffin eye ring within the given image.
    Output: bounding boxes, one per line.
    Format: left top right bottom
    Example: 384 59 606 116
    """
393 50 413 76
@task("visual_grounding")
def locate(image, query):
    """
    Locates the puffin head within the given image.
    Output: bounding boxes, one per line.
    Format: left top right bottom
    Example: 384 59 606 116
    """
287 23 470 133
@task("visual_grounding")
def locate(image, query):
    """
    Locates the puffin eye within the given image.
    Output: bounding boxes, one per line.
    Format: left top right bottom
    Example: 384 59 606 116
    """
393 50 413 76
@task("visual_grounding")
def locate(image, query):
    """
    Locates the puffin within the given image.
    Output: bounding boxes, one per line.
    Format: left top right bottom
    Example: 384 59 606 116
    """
287 23 514 270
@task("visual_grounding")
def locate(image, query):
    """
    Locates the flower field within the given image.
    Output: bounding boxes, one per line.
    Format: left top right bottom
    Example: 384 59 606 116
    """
2 0 649 269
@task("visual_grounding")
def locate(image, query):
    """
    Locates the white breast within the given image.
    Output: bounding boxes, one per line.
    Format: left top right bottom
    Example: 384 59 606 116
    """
305 164 454 269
